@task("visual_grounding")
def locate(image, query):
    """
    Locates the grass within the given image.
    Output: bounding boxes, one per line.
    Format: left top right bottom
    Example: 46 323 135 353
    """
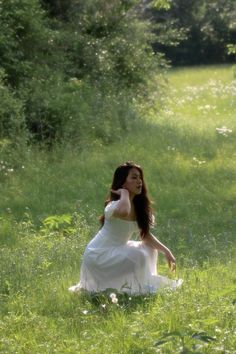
0 65 236 353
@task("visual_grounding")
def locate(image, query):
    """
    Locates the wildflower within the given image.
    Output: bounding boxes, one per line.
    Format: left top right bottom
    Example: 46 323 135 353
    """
216 126 232 137
109 292 118 304
82 310 88 315
193 157 206 165
197 104 214 112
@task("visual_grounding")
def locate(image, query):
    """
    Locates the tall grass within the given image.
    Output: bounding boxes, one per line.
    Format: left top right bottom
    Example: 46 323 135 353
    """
0 65 236 353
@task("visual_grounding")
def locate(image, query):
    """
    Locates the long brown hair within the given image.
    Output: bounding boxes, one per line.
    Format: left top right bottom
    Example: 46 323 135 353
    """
100 161 153 238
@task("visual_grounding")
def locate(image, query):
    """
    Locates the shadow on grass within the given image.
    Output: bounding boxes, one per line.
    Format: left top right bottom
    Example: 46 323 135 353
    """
73 288 158 314
132 117 235 160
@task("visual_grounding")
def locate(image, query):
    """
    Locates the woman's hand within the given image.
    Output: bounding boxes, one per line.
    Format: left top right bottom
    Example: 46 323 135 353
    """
164 250 176 272
111 188 129 196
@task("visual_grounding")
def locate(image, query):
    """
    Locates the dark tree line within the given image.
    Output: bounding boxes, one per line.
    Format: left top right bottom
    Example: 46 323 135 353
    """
150 0 236 65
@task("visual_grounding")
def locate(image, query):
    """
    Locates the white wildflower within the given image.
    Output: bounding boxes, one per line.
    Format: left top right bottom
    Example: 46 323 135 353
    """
193 157 206 165
82 310 88 315
167 146 176 151
216 126 232 137
109 292 118 304
197 104 214 112
69 77 78 82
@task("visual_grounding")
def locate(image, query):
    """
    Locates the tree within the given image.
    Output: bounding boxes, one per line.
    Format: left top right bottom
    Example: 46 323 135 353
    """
150 0 236 65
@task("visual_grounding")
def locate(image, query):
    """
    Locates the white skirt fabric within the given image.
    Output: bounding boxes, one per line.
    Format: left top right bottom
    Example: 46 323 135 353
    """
69 201 183 295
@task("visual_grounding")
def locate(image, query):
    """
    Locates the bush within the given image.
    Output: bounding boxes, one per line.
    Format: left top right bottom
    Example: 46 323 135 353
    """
20 73 137 145
151 0 236 65
0 0 170 146
0 0 55 87
0 68 26 143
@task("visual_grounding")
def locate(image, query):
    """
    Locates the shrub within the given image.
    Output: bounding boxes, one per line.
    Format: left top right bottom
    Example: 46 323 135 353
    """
0 0 169 145
0 68 26 143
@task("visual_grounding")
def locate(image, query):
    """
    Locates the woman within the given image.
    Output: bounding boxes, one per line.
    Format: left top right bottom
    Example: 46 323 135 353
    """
69 161 182 294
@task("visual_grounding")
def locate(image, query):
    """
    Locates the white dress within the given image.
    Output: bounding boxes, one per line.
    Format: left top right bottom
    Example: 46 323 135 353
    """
69 201 182 295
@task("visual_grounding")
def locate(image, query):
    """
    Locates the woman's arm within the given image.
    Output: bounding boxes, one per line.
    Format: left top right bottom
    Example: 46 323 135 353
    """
144 232 176 271
111 189 131 218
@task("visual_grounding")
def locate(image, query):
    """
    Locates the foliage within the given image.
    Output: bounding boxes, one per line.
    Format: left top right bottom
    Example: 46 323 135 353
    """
151 0 172 10
0 0 55 87
150 0 236 65
64 0 160 87
0 68 26 143
0 0 66 144
227 44 236 57
0 0 170 145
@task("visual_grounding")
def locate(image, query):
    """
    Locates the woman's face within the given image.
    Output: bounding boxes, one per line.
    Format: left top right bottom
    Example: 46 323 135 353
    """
122 168 143 196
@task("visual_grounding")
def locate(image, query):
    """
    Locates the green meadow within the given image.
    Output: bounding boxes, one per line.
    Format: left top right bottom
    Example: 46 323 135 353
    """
0 66 236 353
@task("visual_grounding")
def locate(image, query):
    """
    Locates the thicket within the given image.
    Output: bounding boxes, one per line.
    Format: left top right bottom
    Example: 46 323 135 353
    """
0 0 172 148
150 0 236 65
